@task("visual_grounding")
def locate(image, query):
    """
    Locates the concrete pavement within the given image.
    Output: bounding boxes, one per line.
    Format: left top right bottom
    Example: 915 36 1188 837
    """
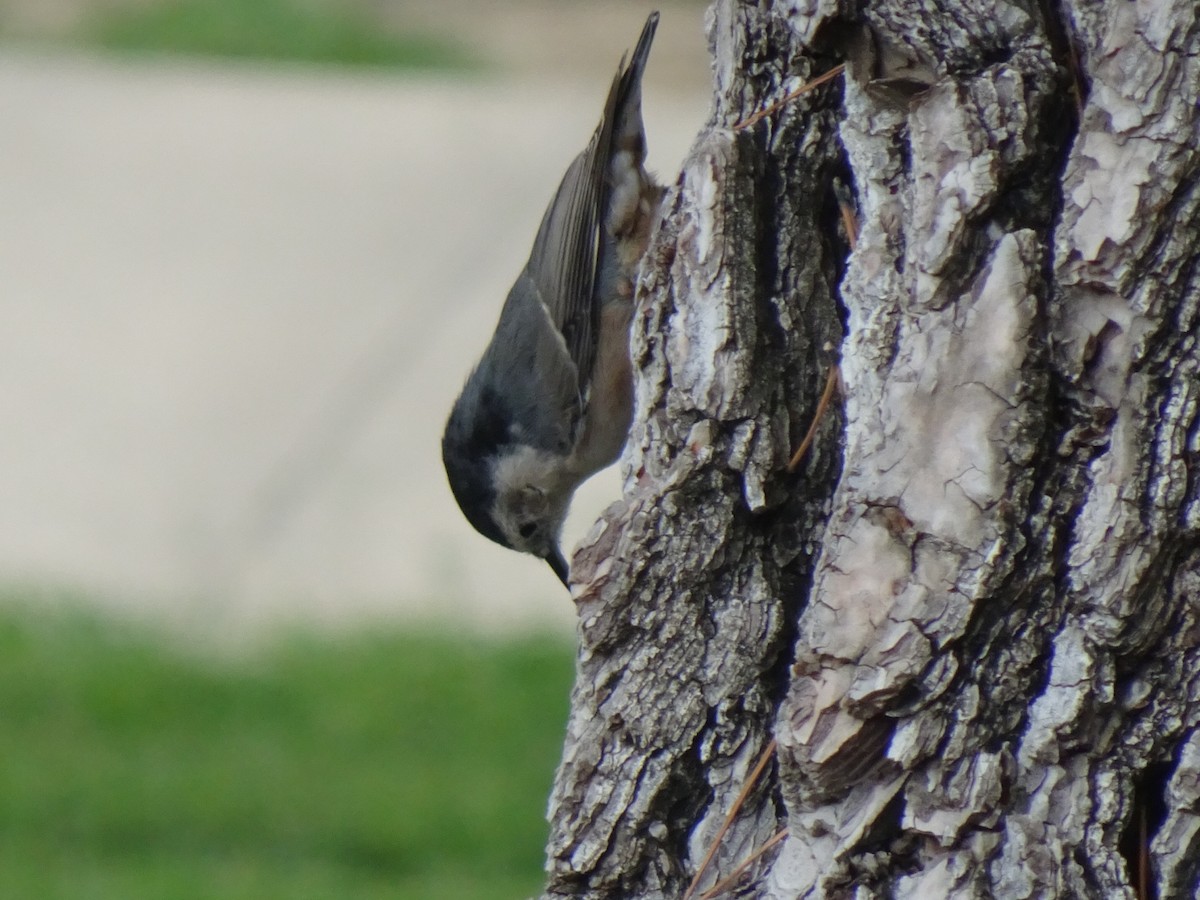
0 18 710 635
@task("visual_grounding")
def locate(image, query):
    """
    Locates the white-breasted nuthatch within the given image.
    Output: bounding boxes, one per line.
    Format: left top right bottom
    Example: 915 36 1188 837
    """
442 12 662 587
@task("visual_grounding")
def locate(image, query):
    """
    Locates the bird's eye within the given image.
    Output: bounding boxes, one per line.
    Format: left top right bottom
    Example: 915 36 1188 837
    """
518 522 537 539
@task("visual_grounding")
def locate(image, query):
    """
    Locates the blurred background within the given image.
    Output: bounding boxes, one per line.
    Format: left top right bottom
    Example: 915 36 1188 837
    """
0 1 710 896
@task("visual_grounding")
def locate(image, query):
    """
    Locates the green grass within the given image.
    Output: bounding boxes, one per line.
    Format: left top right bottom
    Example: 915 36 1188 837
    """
80 0 479 71
0 606 573 899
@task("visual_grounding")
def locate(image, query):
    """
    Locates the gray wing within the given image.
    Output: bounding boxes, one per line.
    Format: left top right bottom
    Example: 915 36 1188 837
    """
522 12 658 398
522 93 612 397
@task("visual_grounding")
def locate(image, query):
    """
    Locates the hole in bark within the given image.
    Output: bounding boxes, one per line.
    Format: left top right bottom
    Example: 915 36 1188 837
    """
836 789 926 891
821 168 855 296
660 746 716 867
852 787 907 854
1117 761 1171 900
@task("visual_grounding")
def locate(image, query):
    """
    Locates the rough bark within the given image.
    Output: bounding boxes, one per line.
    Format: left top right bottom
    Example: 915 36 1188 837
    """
542 1 1200 898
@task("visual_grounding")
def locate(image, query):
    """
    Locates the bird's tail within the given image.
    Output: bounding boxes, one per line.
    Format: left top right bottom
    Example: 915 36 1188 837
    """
608 11 659 161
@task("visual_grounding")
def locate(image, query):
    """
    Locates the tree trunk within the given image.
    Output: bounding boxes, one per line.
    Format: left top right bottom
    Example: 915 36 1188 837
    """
542 1 1200 898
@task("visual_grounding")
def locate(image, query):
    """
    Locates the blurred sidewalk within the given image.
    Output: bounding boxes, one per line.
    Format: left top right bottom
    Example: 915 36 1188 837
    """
0 8 710 635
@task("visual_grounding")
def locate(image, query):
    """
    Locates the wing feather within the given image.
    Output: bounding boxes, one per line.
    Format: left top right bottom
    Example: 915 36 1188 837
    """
522 12 658 403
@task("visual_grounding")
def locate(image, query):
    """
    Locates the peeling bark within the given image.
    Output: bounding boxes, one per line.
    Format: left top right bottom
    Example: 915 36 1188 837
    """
542 1 1200 898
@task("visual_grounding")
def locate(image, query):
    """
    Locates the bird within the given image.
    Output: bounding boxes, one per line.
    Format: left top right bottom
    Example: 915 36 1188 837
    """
441 11 662 587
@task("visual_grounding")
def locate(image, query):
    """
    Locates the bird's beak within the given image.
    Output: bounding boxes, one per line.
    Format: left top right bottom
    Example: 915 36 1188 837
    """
546 547 570 587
